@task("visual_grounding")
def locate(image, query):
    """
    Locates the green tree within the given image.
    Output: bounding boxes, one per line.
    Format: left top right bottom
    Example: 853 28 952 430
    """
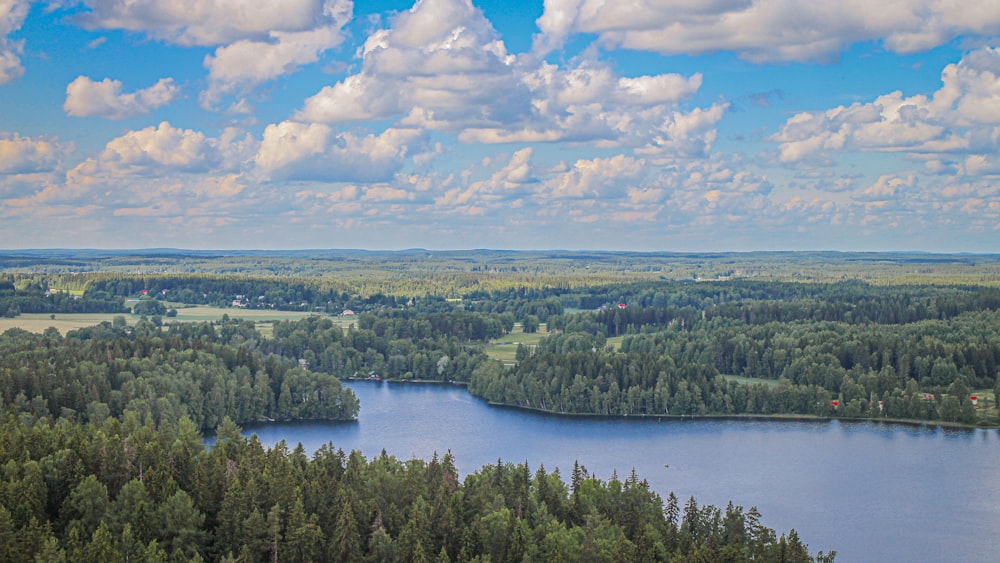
156 490 206 560
65 475 110 541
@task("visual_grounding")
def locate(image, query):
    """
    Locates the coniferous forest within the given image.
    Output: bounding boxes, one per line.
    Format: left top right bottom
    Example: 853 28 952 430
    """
4 249 1000 560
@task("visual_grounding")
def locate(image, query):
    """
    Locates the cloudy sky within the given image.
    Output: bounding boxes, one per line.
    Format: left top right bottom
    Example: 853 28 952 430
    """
1 0 999 251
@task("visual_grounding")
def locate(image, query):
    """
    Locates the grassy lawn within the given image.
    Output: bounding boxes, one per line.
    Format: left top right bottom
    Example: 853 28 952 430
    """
486 328 622 364
486 324 548 364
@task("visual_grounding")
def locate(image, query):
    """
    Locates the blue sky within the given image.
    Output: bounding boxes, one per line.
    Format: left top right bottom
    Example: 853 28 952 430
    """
1 0 999 252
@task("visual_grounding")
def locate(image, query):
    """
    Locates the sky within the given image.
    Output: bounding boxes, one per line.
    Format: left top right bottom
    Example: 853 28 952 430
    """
1 0 999 252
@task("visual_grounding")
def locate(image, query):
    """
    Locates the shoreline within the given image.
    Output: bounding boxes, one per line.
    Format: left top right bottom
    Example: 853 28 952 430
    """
342 377 996 430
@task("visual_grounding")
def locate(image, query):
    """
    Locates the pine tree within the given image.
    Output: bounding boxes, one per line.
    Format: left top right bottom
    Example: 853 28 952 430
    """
331 499 363 562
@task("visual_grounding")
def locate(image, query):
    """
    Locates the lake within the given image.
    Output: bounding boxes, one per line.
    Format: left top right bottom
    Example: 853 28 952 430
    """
242 381 1000 562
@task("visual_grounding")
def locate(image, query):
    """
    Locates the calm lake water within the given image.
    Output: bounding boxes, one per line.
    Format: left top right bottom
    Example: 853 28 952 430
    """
242 381 1000 562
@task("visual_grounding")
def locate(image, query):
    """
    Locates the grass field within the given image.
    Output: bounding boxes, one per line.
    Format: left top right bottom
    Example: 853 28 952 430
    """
485 328 624 364
485 324 548 364
0 307 348 336
0 313 130 334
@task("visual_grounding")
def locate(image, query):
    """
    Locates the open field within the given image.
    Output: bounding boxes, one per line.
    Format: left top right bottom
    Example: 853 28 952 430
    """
169 306 318 323
0 313 130 334
486 330 622 364
0 307 353 335
485 324 548 364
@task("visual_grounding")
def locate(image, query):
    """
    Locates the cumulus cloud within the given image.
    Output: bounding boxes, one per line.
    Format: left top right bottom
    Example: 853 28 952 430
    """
770 46 1000 164
962 154 1000 176
70 122 254 180
73 1 354 111
855 174 918 202
541 154 646 200
298 0 712 153
8 123 263 238
0 0 29 83
298 0 521 126
254 121 427 183
201 0 352 109
454 61 708 148
0 132 69 174
75 0 346 46
436 147 538 208
426 148 774 232
63 76 179 119
534 0 1000 63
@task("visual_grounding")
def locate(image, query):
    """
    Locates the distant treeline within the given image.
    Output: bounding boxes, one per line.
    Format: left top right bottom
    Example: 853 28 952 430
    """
3 248 999 287
0 279 126 318
5 271 1000 324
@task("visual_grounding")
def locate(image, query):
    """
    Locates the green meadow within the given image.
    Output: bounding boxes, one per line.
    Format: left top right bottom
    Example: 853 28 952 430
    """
0 307 355 336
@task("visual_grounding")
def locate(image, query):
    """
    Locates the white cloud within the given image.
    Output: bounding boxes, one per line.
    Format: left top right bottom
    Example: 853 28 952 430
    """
97 122 218 174
427 149 774 231
436 147 537 207
64 76 179 119
541 154 646 200
73 1 354 111
254 121 427 183
298 0 522 127
0 132 69 174
534 0 1000 63
75 0 346 46
635 102 728 158
6 123 262 236
0 0 29 83
856 174 918 202
299 0 711 153
771 46 1000 163
70 122 254 181
201 1 352 109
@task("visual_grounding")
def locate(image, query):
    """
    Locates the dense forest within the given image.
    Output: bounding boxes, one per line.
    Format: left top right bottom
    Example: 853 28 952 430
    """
471 305 999 424
0 319 358 431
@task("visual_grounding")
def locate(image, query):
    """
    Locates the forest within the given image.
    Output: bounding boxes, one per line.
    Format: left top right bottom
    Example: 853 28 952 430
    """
4 249 1000 560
